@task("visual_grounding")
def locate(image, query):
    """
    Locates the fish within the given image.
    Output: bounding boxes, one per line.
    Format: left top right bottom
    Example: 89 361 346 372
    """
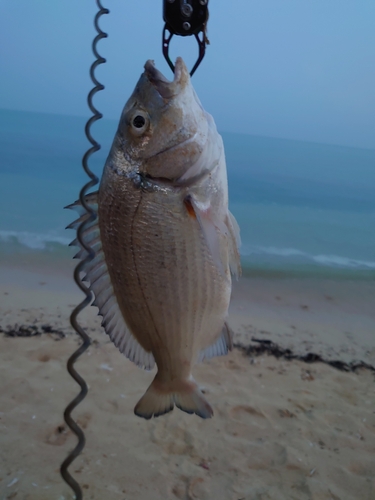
67 57 241 420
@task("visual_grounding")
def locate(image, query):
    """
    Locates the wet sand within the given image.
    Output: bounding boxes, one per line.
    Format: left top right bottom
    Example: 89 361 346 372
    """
1 262 374 499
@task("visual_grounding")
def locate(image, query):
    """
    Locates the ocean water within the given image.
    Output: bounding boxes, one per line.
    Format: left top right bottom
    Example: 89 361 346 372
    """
1 108 374 278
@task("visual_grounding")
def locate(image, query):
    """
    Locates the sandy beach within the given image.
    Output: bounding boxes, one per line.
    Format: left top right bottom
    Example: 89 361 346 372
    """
1 260 374 500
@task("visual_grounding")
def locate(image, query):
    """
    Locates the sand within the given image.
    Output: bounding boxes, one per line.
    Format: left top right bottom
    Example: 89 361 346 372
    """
0 262 374 500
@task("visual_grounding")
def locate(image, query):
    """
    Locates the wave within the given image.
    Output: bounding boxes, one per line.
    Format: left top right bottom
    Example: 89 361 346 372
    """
312 254 375 269
0 230 71 250
1 230 374 271
242 245 375 270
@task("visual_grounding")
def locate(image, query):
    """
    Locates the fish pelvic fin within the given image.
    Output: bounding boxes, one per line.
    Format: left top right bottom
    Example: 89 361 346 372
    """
134 376 213 420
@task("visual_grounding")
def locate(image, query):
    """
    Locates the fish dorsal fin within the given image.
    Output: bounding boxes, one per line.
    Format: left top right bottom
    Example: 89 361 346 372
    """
198 322 234 362
66 192 155 371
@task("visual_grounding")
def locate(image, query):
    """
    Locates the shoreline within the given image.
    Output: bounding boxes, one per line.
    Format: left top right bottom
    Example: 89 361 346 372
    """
1 260 374 366
1 261 375 499
2 238 375 282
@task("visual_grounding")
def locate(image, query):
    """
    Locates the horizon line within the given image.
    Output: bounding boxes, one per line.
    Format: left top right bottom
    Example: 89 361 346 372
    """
1 106 374 152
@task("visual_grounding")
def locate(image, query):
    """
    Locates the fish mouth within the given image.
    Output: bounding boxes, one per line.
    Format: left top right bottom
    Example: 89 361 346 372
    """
144 57 189 98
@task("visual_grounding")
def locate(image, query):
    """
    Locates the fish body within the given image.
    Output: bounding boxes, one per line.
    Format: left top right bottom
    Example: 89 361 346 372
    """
68 58 240 419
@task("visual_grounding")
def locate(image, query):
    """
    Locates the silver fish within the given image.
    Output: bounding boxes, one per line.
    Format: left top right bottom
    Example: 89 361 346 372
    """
67 57 241 419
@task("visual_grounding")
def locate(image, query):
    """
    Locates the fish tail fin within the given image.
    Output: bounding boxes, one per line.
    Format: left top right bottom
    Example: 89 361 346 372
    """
134 376 213 420
174 380 214 419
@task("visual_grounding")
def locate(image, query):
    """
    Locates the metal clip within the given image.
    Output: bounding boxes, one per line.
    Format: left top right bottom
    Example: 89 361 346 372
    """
162 0 209 76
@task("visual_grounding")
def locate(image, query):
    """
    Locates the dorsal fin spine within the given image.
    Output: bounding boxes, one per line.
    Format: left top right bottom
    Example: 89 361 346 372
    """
90 270 109 288
100 297 117 317
88 264 107 284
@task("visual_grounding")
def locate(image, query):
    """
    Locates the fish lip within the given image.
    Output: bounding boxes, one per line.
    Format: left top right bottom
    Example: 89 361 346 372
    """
172 57 187 84
144 60 171 85
144 57 187 98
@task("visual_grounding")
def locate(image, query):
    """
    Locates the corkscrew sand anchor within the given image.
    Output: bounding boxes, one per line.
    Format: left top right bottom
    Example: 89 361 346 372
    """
60 0 214 496
60 2 109 498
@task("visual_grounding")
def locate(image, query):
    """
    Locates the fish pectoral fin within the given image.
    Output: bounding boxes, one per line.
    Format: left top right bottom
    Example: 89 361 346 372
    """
66 190 155 371
186 197 241 279
198 322 234 362
186 196 230 278
134 376 213 420
226 211 242 279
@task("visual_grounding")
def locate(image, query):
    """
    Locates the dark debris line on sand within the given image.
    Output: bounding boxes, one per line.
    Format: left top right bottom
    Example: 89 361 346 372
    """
1 323 374 374
0 323 66 340
235 338 375 374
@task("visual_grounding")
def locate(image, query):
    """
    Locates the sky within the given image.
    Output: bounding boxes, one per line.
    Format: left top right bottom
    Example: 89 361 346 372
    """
1 1 374 149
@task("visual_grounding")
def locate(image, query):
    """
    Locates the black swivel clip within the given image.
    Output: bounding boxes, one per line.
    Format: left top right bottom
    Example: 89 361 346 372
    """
163 0 209 77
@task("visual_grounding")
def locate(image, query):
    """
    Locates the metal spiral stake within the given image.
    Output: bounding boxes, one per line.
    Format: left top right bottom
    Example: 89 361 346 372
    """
60 1 109 499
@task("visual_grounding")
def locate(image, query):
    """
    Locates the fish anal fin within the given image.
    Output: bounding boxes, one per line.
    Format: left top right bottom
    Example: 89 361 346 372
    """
134 376 213 420
198 322 234 362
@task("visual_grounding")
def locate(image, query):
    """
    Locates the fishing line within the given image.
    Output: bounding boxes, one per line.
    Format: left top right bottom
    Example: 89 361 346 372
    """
60 1 108 498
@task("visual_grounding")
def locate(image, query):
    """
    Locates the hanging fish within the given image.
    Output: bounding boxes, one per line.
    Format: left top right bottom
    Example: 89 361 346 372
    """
67 57 241 419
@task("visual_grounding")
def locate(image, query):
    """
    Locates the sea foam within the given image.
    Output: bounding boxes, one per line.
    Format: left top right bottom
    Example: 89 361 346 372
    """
0 230 71 250
242 245 375 270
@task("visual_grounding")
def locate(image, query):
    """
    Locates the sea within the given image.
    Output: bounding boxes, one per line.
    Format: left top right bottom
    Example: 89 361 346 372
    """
1 108 374 279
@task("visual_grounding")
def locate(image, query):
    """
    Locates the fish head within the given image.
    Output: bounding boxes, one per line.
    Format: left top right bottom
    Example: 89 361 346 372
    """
114 57 209 182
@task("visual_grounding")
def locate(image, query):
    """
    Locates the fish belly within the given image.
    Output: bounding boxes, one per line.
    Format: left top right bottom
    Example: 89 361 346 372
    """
98 171 230 382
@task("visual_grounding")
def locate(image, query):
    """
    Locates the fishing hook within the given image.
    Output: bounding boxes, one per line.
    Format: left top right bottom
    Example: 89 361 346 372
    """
60 1 108 499
162 0 209 76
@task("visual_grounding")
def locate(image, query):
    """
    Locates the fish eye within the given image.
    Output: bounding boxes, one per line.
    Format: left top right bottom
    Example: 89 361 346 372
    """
133 115 145 128
129 110 149 136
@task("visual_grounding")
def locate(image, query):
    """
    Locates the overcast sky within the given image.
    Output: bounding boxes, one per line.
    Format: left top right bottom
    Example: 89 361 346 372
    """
1 1 374 148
